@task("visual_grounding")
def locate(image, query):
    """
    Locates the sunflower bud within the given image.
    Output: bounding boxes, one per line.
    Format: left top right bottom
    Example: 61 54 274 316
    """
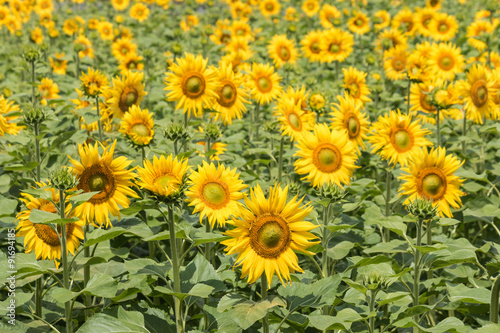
288 24 296 33
50 167 78 191
23 47 41 63
317 183 347 202
143 49 153 60
406 198 438 221
362 270 388 291
309 92 326 112
23 105 47 127
366 53 376 65
164 122 188 142
264 121 279 133
172 43 182 55
74 43 85 53
205 123 221 141
285 180 302 197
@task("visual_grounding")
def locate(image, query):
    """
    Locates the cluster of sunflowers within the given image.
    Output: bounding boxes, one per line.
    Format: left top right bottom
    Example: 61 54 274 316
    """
1 0 500 332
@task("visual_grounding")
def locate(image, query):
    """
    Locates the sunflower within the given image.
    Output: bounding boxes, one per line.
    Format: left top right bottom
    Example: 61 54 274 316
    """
319 4 341 29
210 19 231 45
415 7 435 37
69 140 138 228
16 182 84 267
107 71 146 119
112 38 137 62
49 53 68 75
75 35 94 59
260 0 280 17
342 66 371 105
197 141 227 161
247 63 282 105
119 105 154 146
130 2 149 22
180 15 199 32
80 68 108 98
399 147 464 218
330 95 370 152
280 85 309 112
230 1 252 20
225 37 253 61
38 78 60 106
164 53 218 118
119 53 144 74
410 81 438 122
426 0 441 9
136 154 189 199
112 0 130 11
230 20 254 41
301 30 324 63
294 124 358 188
268 35 298 68
384 45 408 81
275 97 315 142
320 29 354 63
406 53 427 83
0 95 23 136
368 110 432 167
373 10 390 30
466 21 494 52
430 13 458 41
222 183 319 286
302 0 320 17
375 28 407 52
427 43 464 81
392 8 417 36
458 64 497 124
63 18 79 36
186 161 247 228
98 21 114 41
348 11 370 35
285 7 298 22
211 61 249 125
30 27 43 44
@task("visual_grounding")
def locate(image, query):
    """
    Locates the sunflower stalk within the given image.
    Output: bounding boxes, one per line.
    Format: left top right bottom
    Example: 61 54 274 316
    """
95 96 103 143
261 275 270 333
34 121 42 317
255 103 261 141
31 60 36 107
168 204 183 333
436 108 441 148
59 190 73 333
384 169 392 242
413 218 424 333
407 79 411 115
277 137 284 184
368 289 378 333
141 147 155 259
322 203 331 321
427 222 436 324
462 109 467 156
83 224 91 320
491 275 500 323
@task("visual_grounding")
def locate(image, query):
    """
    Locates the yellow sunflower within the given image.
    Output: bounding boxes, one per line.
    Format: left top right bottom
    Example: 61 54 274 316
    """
130 2 149 22
230 20 254 41
197 141 227 161
247 63 282 105
75 35 94 59
399 147 464 218
38 78 60 106
368 110 432 167
301 30 324 63
348 11 370 35
211 61 250 125
342 66 372 105
375 28 407 53
222 183 319 286
108 71 147 119
466 20 495 52
302 0 320 17
410 81 438 122
260 0 280 18
426 0 441 9
119 105 154 146
69 140 139 228
267 34 298 68
458 64 497 124
373 10 391 30
16 182 84 267
320 29 354 63
384 45 408 81
275 97 315 142
112 0 130 11
112 38 137 62
210 19 231 45
415 7 435 37
392 8 417 36
427 43 464 81
80 68 108 98
49 53 68 75
330 95 370 152
319 4 341 29
185 161 247 228
136 154 189 198
280 85 310 112
119 53 144 74
98 21 114 41
0 95 23 136
164 52 218 118
30 27 43 44
430 13 458 41
294 123 358 188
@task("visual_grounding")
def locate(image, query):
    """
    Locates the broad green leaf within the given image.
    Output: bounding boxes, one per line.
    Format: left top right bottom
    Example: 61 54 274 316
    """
421 317 465 333
84 227 129 247
447 283 490 304
327 241 355 260
230 297 285 330
82 273 118 298
125 258 170 283
68 191 100 205
278 276 341 310
326 224 357 233
0 196 17 217
120 199 156 215
192 232 229 245
414 244 448 254
29 209 79 225
5 161 39 171
346 255 393 270
76 313 149 333
365 239 408 254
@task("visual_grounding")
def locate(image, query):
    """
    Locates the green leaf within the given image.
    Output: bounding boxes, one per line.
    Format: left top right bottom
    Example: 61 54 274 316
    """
219 296 285 330
327 241 355 260
278 276 341 310
125 258 170 283
326 224 357 233
421 317 465 333
431 249 478 269
5 161 39 171
76 313 149 333
120 199 156 215
0 196 17 217
192 232 229 245
438 218 460 226
346 255 393 270
343 278 367 295
68 191 100 205
365 239 408 254
447 283 490 304
84 227 129 247
29 209 79 225
82 273 118 298
475 324 500 333
414 244 448 254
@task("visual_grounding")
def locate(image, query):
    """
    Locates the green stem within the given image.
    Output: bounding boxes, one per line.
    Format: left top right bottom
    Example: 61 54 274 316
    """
75 51 80 79
173 140 179 156
407 79 411 115
413 219 423 333
141 146 155 259
31 60 36 106
277 137 284 184
183 113 188 153
491 276 500 323
168 204 183 333
436 108 441 148
34 123 41 182
322 204 330 320
368 289 377 333
255 103 260 141
59 190 72 333
384 169 391 242
83 224 91 320
335 61 339 80
96 97 103 143
427 222 436 323
462 109 467 156
261 275 269 333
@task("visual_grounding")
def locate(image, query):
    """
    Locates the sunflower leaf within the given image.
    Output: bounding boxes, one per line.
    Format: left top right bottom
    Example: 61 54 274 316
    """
68 191 100 205
29 209 79 225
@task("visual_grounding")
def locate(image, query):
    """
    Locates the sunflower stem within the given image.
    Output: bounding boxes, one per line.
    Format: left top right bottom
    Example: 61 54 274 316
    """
491 276 500 323
368 289 377 333
95 96 103 143
168 204 183 333
462 109 467 157
407 79 411 115
59 190 72 333
427 222 436 324
33 121 44 316
83 224 91 320
141 146 155 259
436 108 441 148
335 61 339 81
255 103 261 142
384 169 392 242
322 204 330 320
413 218 423 333
31 60 36 107
277 137 284 184
183 113 188 153
75 51 80 79
261 275 269 333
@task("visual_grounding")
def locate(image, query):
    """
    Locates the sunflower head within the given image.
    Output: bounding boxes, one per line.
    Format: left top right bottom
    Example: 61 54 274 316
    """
119 105 155 147
80 68 109 98
405 198 438 221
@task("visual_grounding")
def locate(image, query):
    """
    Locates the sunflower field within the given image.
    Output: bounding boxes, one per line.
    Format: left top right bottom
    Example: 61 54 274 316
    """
1 0 500 332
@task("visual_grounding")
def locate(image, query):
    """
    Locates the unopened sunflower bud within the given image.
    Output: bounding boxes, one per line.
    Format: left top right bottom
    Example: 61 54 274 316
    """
317 183 347 202
366 53 376 65
172 43 182 55
164 122 188 142
50 167 78 191
205 123 220 141
363 271 387 290
74 43 85 53
406 198 438 221
285 180 301 197
264 121 279 133
143 49 153 60
309 92 326 112
381 38 392 50
23 105 47 127
23 47 41 63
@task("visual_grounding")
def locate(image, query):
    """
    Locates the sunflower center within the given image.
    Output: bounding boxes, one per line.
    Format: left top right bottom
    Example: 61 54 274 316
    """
250 214 290 258
288 113 302 130
279 46 290 61
329 43 340 54
471 80 488 107
391 129 414 152
34 224 61 247
236 29 245 36
438 23 449 33
423 174 442 196
355 18 364 27
418 167 447 200
266 3 273 11
131 123 149 137
121 47 129 55
347 82 360 97
420 92 436 112
311 41 320 53
202 182 228 207
392 58 405 71
119 88 138 113
78 163 116 204
308 3 314 10
218 81 237 107
182 72 206 98
313 143 342 173
439 56 454 70
257 76 272 93
346 115 360 137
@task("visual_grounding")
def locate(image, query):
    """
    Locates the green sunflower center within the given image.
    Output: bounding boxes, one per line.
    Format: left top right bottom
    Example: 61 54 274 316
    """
311 41 320 53
221 85 234 100
266 3 273 11
183 72 206 98
330 43 340 54
186 76 202 94
438 23 449 33
131 123 149 137
439 56 454 70
89 174 107 192
202 182 227 206
355 18 364 27
347 116 360 137
288 113 301 130
318 148 336 167
422 173 443 196
125 92 137 106
121 47 129 55
279 46 290 61
257 76 272 92
393 129 413 151
472 80 488 107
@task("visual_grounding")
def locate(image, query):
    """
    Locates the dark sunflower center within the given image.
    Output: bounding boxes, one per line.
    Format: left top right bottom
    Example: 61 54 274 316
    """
279 46 290 61
439 56 454 70
78 163 116 204
311 41 320 53
34 224 60 247
392 58 405 71
471 80 488 107
236 29 245 36
202 182 228 206
186 76 202 94
121 47 129 55
89 174 107 191
438 23 449 33
250 214 291 258
330 43 340 54
423 174 442 196
119 88 138 113
266 3 273 11
288 113 301 130
355 18 364 27
218 81 237 107
128 62 137 69
131 123 149 137
318 148 336 166
347 82 360 97
347 115 360 137
421 92 436 112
